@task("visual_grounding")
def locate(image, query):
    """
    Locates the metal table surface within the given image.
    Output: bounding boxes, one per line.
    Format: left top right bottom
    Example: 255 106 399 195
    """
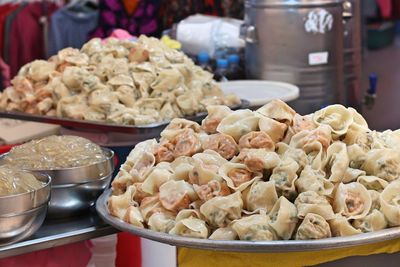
0 209 118 259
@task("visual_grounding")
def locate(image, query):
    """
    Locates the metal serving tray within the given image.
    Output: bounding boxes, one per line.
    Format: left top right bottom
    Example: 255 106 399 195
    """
96 189 400 252
0 100 249 134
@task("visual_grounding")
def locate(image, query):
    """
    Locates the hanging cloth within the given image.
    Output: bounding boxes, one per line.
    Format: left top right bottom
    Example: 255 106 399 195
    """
8 2 58 77
0 4 19 60
48 6 99 56
3 3 27 65
376 0 392 18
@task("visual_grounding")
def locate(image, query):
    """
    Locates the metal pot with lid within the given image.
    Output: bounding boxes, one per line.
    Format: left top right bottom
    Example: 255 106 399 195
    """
242 0 345 114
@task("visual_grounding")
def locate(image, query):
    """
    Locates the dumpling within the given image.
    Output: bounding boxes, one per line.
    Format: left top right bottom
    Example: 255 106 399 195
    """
312 104 353 137
238 131 275 151
357 175 388 192
276 143 308 172
201 105 233 134
139 195 168 221
242 180 278 213
189 159 220 186
369 190 381 211
379 180 400 226
258 116 287 143
333 182 372 220
123 206 145 228
268 196 298 240
269 158 299 200
256 99 296 125
160 118 202 141
295 213 331 240
192 149 228 168
202 133 239 160
169 218 209 239
175 209 202 222
171 129 202 158
234 149 280 172
112 139 158 192
27 60 56 82
342 168 366 183
148 212 176 233
216 109 259 142
150 68 183 92
200 191 243 228
353 209 387 232
108 185 137 219
159 180 198 212
362 149 400 182
291 114 316 134
170 156 194 181
295 191 335 220
295 165 334 196
219 162 262 191
209 227 238 240
324 142 349 183
231 214 277 241
347 144 367 169
329 215 362 237
193 180 231 201
141 165 173 195
289 125 332 151
188 150 227 185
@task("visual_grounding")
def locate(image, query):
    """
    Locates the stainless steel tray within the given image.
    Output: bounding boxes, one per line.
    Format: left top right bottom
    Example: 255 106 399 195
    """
0 100 249 134
96 189 400 252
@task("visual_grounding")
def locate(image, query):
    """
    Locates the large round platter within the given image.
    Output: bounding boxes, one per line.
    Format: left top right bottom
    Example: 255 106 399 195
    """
218 80 299 107
96 189 400 252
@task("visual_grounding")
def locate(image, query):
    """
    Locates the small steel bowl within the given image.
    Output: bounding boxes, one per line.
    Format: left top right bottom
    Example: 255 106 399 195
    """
39 148 115 219
0 148 115 219
0 171 51 246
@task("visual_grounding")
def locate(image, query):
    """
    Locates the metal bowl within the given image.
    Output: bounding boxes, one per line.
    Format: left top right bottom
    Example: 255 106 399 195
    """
42 148 115 219
0 148 115 219
0 172 51 246
48 172 113 218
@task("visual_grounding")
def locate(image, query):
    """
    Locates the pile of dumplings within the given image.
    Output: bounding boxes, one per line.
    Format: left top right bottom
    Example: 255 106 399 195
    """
108 99 400 241
0 35 239 125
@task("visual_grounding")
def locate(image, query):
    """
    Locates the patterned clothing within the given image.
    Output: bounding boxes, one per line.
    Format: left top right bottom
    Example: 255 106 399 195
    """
91 0 161 38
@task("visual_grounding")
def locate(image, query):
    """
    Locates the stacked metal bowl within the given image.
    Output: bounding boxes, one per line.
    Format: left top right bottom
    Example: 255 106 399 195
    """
0 136 115 245
40 148 114 218
0 171 51 246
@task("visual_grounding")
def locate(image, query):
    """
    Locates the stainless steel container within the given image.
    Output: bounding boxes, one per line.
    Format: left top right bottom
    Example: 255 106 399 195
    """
0 172 51 246
0 148 114 219
44 148 114 218
243 0 344 114
343 0 362 109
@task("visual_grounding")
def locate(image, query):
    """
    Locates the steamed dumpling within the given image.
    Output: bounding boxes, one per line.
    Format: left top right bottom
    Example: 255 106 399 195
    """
295 213 331 240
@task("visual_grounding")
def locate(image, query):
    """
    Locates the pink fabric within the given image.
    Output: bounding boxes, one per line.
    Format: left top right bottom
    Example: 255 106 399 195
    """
377 0 392 18
0 242 92 267
110 29 135 39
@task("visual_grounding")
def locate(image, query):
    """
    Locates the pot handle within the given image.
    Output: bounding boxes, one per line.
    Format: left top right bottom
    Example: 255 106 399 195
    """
240 23 258 43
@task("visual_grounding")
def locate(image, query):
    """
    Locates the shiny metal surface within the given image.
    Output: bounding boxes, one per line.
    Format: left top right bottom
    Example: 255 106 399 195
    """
0 100 249 135
343 0 362 109
97 189 400 252
0 172 51 246
244 0 344 114
0 210 117 259
0 148 114 185
48 173 112 219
